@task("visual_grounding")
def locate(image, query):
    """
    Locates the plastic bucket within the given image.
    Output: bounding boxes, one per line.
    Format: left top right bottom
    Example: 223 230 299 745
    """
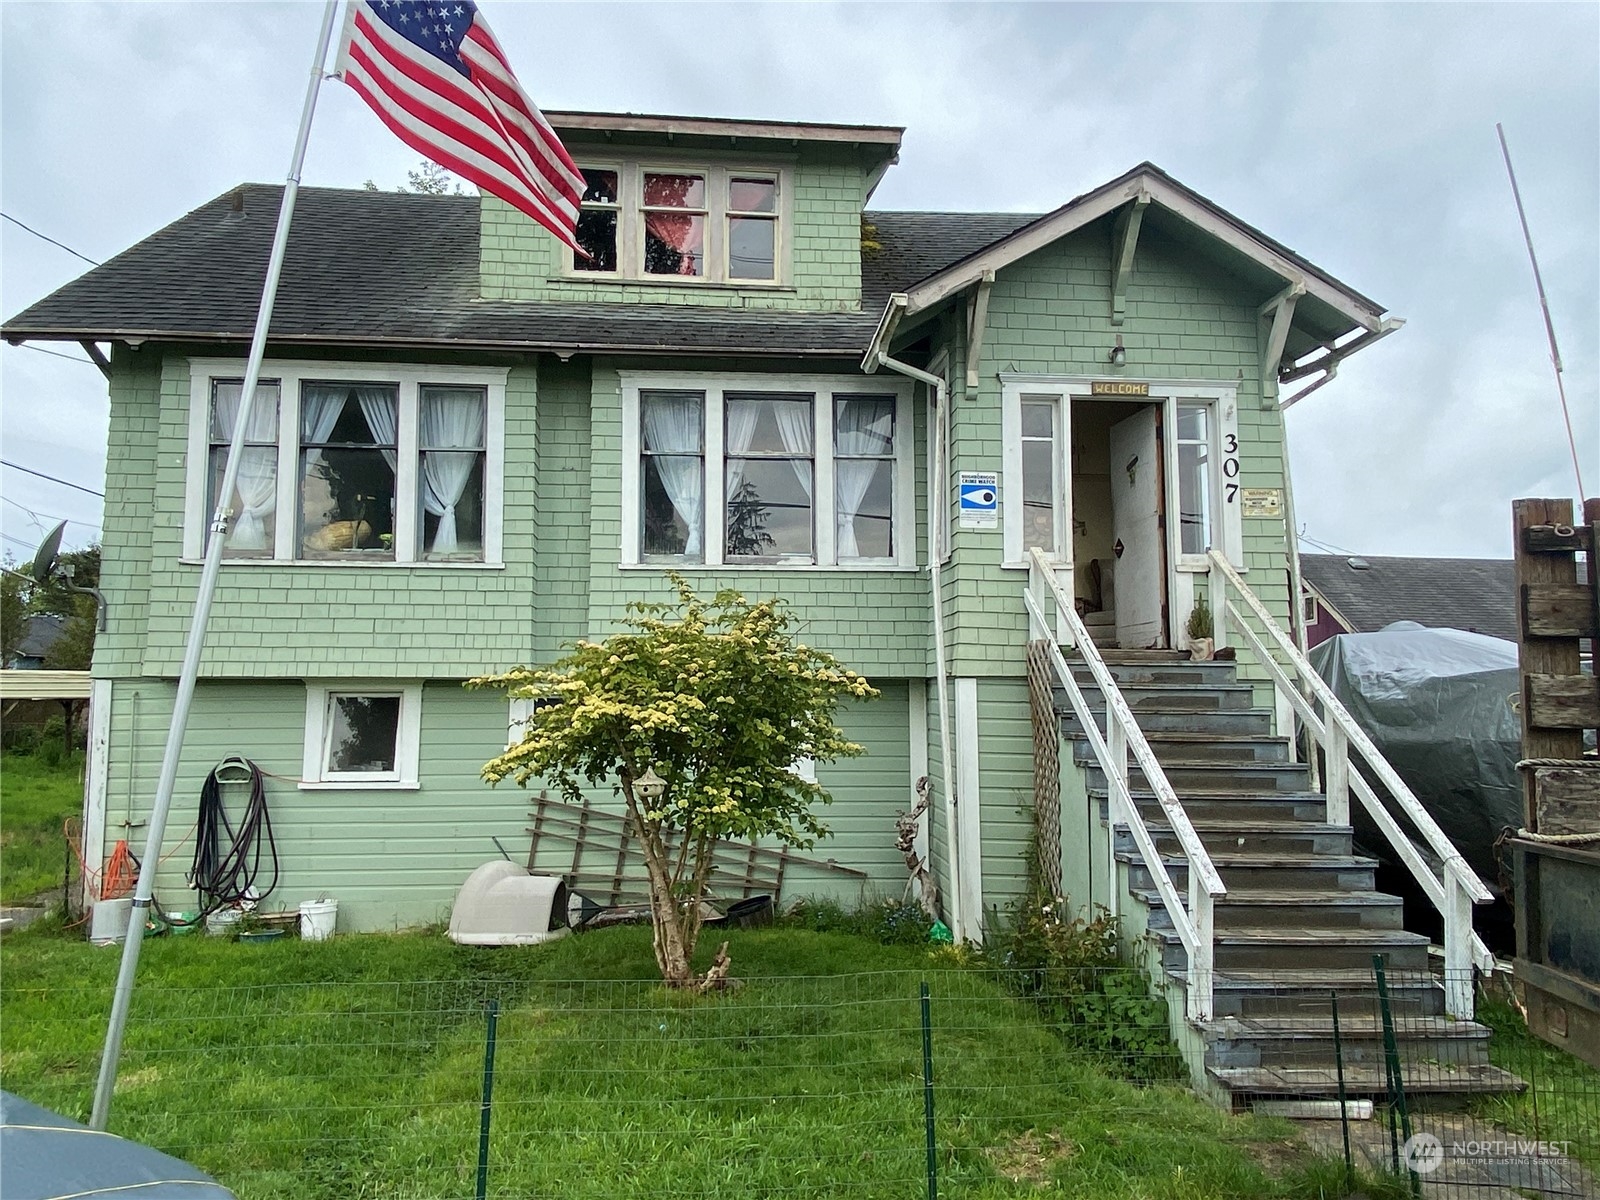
299 898 337 942
206 908 242 937
90 898 132 944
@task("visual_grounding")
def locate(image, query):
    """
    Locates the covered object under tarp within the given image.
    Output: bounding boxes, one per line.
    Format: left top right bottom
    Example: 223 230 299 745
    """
1310 621 1520 889
0 1090 238 1199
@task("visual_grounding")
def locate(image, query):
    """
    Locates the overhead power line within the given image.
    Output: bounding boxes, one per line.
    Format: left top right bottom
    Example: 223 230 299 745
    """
0 458 106 498
1 211 101 266
3 495 101 534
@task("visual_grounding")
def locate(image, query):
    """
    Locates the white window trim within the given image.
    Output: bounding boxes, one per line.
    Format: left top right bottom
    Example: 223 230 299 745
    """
301 681 422 790
999 375 1243 571
507 696 535 751
184 358 508 567
618 372 916 571
562 158 794 288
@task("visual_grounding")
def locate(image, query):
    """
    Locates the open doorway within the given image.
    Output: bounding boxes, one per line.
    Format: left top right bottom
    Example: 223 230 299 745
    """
1070 398 1169 649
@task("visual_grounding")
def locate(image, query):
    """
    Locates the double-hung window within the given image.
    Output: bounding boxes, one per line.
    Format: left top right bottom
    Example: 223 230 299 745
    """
622 374 914 569
570 163 788 285
186 361 506 565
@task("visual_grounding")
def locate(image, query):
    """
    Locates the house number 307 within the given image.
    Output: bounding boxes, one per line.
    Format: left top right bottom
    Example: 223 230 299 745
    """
1222 433 1240 502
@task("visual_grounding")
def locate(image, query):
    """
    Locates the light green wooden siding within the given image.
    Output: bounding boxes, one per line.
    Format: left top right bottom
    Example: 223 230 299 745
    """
479 146 869 310
99 678 911 929
929 219 1296 678
528 357 593 662
581 362 934 677
100 680 518 931
92 347 162 678
974 677 1035 917
109 352 540 680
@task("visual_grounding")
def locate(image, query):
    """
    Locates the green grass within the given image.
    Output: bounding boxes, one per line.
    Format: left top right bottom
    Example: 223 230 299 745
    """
1 923 1366 1200
0 751 83 904
1472 993 1600 1169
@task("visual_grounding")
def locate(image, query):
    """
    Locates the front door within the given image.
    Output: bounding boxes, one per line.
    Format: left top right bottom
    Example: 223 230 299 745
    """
1108 405 1167 649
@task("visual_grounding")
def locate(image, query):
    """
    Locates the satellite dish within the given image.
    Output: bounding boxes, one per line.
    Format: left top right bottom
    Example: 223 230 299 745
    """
29 521 66 584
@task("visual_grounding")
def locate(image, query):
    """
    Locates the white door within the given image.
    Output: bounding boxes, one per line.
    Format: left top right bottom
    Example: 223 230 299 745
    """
1108 406 1166 649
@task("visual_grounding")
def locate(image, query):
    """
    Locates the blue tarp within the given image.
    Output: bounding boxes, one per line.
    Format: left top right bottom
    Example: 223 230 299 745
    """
0 1090 238 1200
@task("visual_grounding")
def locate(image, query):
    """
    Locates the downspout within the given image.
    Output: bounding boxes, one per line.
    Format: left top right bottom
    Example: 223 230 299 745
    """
871 335 963 941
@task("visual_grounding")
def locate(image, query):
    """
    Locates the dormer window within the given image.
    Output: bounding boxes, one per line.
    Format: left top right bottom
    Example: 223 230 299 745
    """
568 162 787 285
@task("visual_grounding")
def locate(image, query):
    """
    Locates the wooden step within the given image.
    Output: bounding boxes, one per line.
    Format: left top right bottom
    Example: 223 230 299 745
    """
1072 732 1292 765
1125 850 1378 892
1209 1062 1524 1101
1083 758 1313 794
1155 926 1431 973
1133 887 1406 931
1199 968 1448 1018
1064 707 1275 736
1117 820 1353 859
1122 792 1328 824
1068 659 1241 688
1198 1013 1493 1070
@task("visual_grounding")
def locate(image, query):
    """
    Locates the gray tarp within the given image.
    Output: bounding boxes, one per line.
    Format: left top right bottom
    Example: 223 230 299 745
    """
1309 622 1521 888
0 1090 238 1200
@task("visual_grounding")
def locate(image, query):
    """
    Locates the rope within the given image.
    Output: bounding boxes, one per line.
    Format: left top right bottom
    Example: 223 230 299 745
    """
183 757 279 921
1516 758 1600 771
1511 828 1600 846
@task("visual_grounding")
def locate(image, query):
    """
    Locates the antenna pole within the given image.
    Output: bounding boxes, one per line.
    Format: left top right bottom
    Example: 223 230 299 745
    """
1497 122 1587 500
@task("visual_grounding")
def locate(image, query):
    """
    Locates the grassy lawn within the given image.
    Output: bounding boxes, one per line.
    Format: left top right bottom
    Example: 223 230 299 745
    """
0 922 1374 1200
0 751 82 905
1472 992 1600 1169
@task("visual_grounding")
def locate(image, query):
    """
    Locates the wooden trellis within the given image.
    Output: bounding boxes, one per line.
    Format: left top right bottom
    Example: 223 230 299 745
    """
524 792 866 908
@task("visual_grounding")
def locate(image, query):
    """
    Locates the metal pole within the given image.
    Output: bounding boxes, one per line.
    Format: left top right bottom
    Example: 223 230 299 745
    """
1496 123 1586 501
89 0 341 1131
1331 991 1354 1194
476 998 500 1200
1373 955 1419 1196
920 981 937 1200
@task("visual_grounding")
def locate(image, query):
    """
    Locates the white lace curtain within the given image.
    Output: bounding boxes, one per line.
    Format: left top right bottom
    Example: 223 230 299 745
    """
834 398 893 559
210 382 279 550
642 394 704 556
420 389 484 554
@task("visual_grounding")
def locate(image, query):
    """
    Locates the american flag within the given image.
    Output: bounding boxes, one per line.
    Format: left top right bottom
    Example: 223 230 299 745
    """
337 0 584 252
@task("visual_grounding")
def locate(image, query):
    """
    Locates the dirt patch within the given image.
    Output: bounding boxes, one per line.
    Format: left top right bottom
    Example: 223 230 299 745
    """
1245 1132 1316 1179
986 1128 1078 1187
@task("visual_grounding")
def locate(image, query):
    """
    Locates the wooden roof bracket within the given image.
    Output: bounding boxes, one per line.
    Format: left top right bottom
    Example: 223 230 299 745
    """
1257 281 1304 408
1110 191 1151 327
1279 317 1405 410
964 270 995 391
78 340 111 380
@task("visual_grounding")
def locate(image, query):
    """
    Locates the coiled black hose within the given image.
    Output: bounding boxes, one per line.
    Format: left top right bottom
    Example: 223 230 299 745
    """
185 756 279 918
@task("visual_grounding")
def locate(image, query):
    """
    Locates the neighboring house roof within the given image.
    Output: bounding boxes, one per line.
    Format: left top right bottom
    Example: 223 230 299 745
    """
0 185 1035 359
1300 554 1518 642
12 613 65 664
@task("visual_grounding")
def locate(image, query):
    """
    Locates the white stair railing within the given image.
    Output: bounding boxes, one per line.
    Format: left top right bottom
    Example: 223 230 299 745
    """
1025 549 1226 1022
1206 549 1495 1018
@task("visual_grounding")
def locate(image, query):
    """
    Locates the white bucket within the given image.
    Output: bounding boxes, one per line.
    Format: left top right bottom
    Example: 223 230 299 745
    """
90 898 133 944
299 898 337 942
206 908 243 937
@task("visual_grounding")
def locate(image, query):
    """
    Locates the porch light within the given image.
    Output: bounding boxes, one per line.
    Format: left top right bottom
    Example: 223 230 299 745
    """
634 765 668 801
1109 335 1126 367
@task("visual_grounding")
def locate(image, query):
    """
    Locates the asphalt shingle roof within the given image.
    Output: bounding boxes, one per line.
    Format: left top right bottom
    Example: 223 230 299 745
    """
1 185 1039 358
1300 554 1518 642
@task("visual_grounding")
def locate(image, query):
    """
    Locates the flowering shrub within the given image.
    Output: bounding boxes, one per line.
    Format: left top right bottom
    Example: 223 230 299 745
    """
473 575 876 988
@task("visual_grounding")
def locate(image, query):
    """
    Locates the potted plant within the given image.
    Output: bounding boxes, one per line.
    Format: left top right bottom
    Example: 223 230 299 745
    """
1186 596 1214 661
235 911 286 943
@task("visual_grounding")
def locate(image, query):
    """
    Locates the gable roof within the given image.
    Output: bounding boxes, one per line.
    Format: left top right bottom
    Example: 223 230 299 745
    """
0 185 1035 359
865 162 1391 368
1300 554 1518 642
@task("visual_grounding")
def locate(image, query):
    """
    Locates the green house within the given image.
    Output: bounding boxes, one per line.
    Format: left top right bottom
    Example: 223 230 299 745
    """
2 110 1401 933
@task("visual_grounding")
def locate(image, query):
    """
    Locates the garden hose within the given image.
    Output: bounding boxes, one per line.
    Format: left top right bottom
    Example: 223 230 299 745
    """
180 757 279 922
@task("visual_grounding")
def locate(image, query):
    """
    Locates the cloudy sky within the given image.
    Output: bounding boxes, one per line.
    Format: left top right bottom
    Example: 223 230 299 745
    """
2 1 1595 563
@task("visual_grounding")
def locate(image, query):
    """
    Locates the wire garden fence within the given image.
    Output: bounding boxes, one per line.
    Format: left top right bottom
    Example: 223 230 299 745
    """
2 962 1595 1199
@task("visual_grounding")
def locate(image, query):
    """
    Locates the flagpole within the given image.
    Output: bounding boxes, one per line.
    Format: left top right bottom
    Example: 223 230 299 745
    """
90 0 343 1131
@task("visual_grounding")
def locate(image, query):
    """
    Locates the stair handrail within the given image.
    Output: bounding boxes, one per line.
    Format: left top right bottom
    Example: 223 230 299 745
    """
1026 548 1223 1022
1206 549 1494 1015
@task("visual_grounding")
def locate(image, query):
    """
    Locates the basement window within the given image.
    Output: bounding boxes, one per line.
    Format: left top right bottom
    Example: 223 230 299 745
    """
302 683 422 789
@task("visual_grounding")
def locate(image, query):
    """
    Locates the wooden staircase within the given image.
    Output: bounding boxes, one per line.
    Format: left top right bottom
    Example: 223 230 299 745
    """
1061 650 1524 1108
